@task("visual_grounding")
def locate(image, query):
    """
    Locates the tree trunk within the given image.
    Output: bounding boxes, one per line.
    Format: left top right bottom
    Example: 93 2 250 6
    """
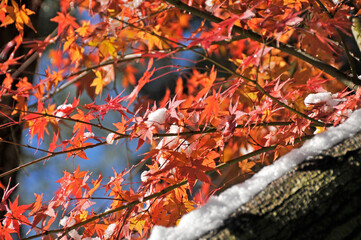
200 131 361 240
0 0 44 219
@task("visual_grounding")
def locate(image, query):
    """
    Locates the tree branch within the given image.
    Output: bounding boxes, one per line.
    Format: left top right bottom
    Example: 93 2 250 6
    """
22 136 310 240
164 0 357 90
200 131 361 240
113 16 326 127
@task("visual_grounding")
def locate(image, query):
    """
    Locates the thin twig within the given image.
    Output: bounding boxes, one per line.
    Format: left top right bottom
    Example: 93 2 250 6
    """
164 0 357 89
113 16 326 127
22 135 311 240
0 140 107 179
314 0 361 85
11 28 58 79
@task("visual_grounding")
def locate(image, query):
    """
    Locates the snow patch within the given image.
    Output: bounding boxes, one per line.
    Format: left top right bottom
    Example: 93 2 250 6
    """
146 108 168 129
304 92 345 112
205 0 215 11
304 92 345 107
104 223 117 239
55 103 73 119
83 132 95 139
59 216 75 227
106 133 116 145
130 0 143 8
69 229 82 240
156 124 181 149
141 170 150 182
149 109 361 240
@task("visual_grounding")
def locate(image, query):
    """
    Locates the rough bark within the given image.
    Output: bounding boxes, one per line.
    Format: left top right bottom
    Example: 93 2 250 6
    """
200 131 361 240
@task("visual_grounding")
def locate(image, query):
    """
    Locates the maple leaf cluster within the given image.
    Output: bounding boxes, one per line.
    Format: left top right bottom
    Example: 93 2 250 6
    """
1 0 361 239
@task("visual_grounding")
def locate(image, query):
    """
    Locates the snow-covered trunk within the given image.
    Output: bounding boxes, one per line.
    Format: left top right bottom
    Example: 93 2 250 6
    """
200 130 361 240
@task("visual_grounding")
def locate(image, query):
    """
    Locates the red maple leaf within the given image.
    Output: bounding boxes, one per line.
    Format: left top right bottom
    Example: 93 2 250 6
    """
51 12 79 36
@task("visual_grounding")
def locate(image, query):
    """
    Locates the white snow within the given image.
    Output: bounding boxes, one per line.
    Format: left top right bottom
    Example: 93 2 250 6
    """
304 92 346 112
141 170 150 182
146 108 168 129
156 124 181 149
106 133 116 145
130 0 143 8
59 216 76 227
99 0 143 8
149 108 361 240
304 92 345 108
205 0 215 11
59 216 82 239
56 104 72 111
68 229 82 240
83 132 95 139
104 223 117 239
177 140 192 156
304 92 331 105
55 103 73 119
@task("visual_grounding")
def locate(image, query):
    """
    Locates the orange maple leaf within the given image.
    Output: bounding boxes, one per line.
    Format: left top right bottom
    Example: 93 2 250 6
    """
1 0 36 34
195 66 216 100
0 73 13 96
122 65 137 88
76 20 93 37
127 58 155 107
238 159 256 174
6 196 31 233
199 90 221 125
72 109 94 135
51 12 79 35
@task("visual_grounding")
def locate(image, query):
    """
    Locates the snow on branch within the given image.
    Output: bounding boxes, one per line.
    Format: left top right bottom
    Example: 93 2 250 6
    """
149 109 361 240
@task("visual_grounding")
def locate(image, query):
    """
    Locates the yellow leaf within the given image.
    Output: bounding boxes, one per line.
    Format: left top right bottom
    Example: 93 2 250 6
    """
17 3 36 32
98 37 118 58
69 44 84 65
80 211 88 221
314 126 327 134
1 0 36 33
76 20 92 37
1 15 14 26
238 159 256 174
91 70 104 95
